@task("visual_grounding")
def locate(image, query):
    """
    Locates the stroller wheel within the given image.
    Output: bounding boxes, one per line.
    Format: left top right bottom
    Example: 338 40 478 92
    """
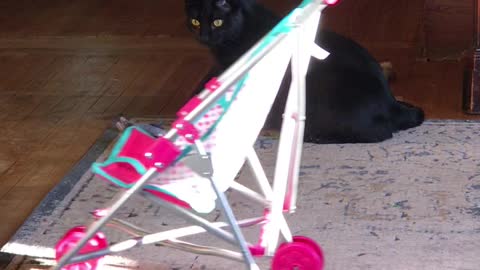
271 236 324 270
291 236 324 260
55 226 108 270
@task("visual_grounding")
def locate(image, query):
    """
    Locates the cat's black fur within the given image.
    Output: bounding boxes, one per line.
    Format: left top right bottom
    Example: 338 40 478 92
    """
184 0 424 144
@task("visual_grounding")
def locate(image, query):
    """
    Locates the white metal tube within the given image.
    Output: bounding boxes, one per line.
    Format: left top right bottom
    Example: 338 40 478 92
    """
230 181 270 206
246 148 274 200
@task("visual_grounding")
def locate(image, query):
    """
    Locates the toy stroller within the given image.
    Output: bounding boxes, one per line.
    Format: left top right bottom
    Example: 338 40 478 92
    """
52 1 336 269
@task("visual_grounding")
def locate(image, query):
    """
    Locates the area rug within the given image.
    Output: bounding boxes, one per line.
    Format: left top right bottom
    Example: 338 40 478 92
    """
2 120 480 270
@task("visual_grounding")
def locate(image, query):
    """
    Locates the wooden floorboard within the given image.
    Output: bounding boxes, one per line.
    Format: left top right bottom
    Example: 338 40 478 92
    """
0 44 212 247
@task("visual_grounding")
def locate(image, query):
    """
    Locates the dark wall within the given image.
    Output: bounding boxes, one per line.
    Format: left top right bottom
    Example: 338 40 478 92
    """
260 0 474 60
422 0 474 59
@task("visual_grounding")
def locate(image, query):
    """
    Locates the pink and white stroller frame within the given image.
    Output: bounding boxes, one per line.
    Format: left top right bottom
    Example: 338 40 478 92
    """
52 1 336 269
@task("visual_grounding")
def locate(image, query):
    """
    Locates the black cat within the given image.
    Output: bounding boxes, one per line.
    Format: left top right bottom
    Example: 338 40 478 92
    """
184 0 424 144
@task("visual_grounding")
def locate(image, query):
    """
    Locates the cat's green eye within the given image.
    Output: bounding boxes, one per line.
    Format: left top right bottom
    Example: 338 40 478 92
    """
191 19 200 27
213 19 223 27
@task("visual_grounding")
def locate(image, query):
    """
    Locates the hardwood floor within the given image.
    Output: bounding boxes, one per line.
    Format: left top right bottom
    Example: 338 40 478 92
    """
0 39 213 246
0 0 478 259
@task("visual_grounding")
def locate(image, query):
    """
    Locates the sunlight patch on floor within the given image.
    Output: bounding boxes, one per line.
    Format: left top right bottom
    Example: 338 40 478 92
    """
1 242 140 270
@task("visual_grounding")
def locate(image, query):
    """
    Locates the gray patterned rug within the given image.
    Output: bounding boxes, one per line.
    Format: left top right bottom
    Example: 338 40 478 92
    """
2 120 480 270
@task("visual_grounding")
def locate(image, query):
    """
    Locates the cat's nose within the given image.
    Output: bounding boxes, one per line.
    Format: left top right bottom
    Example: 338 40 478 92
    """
199 35 209 43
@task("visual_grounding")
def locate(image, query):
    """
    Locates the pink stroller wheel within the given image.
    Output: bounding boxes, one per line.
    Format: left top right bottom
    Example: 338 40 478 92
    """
271 236 324 270
292 236 325 260
55 226 108 270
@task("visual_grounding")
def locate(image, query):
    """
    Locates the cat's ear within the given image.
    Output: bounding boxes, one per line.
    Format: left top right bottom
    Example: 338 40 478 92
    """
216 0 255 13
215 0 232 11
234 0 256 13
